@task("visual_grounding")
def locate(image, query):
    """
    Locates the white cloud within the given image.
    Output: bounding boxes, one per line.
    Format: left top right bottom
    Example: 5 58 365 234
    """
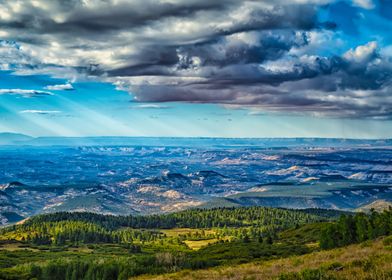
20 110 62 115
131 104 171 109
352 0 375 9
0 89 53 97
248 111 266 116
44 83 74 90
343 41 378 63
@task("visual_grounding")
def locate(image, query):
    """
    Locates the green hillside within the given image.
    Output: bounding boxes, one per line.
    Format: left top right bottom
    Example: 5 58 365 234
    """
0 207 390 280
136 236 392 280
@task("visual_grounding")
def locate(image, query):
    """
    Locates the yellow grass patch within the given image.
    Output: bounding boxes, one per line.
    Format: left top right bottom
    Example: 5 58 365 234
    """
161 228 216 238
0 242 39 252
184 239 218 250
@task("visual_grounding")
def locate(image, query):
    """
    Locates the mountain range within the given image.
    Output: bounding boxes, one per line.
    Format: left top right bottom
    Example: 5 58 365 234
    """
1 132 392 147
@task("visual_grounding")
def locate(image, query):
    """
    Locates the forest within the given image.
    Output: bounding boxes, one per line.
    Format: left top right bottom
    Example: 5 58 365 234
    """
0 206 391 280
320 209 392 249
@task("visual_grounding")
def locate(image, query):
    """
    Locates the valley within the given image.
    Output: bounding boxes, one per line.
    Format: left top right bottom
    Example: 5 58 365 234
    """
1 139 392 225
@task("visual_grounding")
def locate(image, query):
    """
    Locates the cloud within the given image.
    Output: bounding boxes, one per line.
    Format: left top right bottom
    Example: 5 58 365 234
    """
20 110 62 115
131 104 171 109
0 0 390 118
44 83 74 91
113 40 392 118
343 41 378 63
0 1 327 75
352 0 375 9
248 111 267 116
0 89 53 97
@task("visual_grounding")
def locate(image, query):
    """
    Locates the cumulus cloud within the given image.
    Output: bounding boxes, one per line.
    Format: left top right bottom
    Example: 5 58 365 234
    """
0 89 53 97
343 41 378 63
0 0 390 118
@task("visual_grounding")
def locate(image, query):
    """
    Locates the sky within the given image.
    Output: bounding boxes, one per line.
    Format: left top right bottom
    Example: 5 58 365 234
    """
0 0 391 138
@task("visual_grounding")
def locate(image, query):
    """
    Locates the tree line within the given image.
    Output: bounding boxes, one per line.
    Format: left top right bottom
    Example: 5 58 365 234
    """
319 207 392 249
0 207 342 246
19 207 343 230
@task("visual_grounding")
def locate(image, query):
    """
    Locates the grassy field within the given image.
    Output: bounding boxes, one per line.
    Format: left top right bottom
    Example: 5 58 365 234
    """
161 228 216 238
135 236 392 280
184 239 219 250
0 241 39 252
161 228 228 250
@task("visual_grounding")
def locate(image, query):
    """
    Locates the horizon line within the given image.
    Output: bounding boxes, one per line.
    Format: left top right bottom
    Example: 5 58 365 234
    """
1 132 392 141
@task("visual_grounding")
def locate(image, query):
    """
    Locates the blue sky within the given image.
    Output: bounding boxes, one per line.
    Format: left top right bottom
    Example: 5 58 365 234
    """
0 0 391 138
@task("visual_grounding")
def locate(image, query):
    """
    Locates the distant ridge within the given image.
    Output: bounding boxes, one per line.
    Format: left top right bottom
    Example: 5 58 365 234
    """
0 132 33 145
0 133 391 147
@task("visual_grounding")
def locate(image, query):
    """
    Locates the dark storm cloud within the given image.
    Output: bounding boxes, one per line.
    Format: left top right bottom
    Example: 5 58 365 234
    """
122 40 392 119
0 0 391 118
0 1 319 38
0 0 231 33
109 31 310 76
175 31 310 69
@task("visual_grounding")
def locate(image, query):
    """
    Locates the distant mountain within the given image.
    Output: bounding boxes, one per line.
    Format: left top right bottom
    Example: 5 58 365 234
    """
0 135 391 147
356 199 392 212
0 133 33 145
